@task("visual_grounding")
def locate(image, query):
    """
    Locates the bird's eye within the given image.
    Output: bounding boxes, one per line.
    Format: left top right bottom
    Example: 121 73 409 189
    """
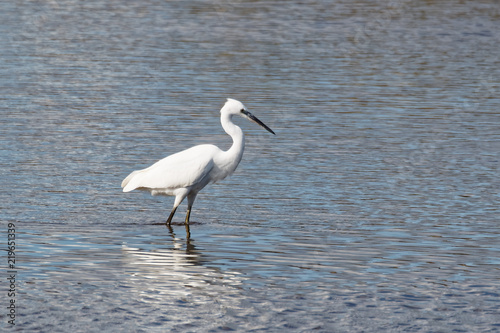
240 108 245 112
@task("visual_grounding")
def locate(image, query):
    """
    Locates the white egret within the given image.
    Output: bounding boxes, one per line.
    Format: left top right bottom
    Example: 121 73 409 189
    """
121 98 275 225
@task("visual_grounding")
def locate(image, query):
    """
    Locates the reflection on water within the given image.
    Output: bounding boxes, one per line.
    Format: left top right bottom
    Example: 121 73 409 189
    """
2 0 500 331
121 227 245 305
18 220 500 331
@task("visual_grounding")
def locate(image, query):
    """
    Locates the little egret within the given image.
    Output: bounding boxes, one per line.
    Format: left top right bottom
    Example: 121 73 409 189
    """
121 98 275 225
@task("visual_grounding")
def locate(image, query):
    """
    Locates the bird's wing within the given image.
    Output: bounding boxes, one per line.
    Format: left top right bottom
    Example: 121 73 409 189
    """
122 144 219 192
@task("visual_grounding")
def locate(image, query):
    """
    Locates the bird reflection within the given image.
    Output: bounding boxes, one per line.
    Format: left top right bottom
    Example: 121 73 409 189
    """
166 222 193 256
165 223 191 243
121 228 244 305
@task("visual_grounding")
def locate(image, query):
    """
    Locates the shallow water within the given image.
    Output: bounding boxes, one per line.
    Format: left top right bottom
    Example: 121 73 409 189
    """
1 0 500 332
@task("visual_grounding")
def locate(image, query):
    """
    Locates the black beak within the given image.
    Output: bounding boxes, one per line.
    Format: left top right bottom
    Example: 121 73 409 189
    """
242 110 275 135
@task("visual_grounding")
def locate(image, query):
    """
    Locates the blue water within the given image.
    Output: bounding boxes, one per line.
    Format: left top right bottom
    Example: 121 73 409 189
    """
1 0 499 331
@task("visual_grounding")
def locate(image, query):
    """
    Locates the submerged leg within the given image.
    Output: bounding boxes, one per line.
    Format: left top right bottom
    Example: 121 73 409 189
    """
166 222 175 235
185 192 198 224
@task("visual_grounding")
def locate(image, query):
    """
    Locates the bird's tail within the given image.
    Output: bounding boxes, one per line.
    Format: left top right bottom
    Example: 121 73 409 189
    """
121 170 141 192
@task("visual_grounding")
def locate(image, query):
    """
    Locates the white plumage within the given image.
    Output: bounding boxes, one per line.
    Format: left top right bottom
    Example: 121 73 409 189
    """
121 98 275 225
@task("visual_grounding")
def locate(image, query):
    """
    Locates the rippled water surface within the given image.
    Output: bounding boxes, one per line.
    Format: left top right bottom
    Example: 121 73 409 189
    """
2 0 500 332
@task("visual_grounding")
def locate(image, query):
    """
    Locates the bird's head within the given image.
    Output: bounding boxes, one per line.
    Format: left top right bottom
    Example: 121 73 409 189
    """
221 98 275 135
221 98 247 116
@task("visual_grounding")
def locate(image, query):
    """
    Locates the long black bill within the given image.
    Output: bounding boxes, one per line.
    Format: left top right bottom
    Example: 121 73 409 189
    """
242 110 276 135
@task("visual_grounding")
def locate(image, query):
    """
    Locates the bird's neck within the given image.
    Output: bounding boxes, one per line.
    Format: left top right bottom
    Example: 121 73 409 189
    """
220 113 245 169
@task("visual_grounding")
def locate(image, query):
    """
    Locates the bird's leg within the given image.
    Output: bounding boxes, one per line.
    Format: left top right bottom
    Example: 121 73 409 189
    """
167 192 188 225
185 223 191 239
185 192 197 225
166 207 177 226
185 206 192 224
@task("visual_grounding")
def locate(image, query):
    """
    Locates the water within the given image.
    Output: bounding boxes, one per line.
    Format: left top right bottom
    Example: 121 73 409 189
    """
1 0 499 331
